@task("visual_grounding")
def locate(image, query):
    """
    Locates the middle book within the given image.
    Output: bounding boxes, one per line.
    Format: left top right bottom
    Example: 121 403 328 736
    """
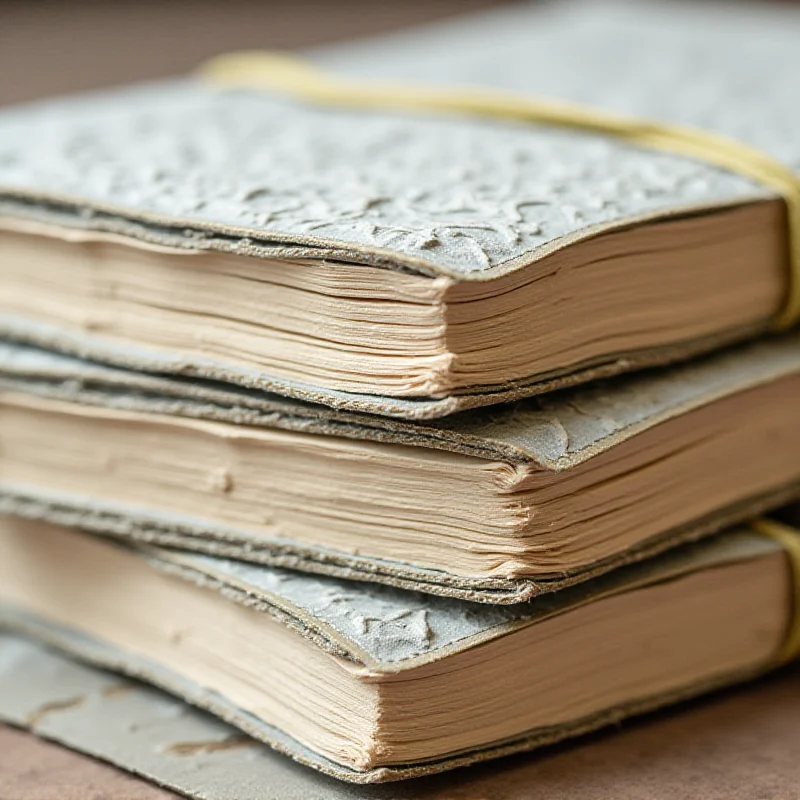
0 332 799 604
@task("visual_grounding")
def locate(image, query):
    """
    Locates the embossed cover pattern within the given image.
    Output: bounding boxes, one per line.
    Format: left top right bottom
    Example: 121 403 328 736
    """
0 1 798 415
3 0 795 275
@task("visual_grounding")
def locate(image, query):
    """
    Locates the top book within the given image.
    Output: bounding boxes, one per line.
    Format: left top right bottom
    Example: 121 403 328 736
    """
0 0 797 419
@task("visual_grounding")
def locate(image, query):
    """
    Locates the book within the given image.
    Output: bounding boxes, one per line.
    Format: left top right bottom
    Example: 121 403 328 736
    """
0 512 796 782
2 334 799 602
1 0 799 418
4 630 799 800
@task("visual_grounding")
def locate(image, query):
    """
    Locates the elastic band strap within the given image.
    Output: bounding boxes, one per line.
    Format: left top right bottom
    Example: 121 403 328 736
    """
200 51 800 330
751 517 800 666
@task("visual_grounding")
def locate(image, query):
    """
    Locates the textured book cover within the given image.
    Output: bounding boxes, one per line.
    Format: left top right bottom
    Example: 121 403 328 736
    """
0 0 798 417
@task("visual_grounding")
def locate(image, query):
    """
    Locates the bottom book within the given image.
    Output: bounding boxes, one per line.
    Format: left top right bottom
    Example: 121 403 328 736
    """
0 513 796 783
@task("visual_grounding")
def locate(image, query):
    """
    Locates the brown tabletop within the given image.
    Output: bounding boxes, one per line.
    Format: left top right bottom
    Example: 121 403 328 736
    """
0 0 508 107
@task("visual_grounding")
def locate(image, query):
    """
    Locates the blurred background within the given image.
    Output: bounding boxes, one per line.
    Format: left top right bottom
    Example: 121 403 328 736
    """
0 0 508 107
5 0 799 108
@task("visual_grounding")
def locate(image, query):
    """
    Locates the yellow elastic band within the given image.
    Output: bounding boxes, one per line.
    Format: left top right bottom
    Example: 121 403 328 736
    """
751 517 800 666
200 51 800 330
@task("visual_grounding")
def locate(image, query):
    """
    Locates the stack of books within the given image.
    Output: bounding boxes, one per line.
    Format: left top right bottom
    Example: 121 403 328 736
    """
1 0 799 789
